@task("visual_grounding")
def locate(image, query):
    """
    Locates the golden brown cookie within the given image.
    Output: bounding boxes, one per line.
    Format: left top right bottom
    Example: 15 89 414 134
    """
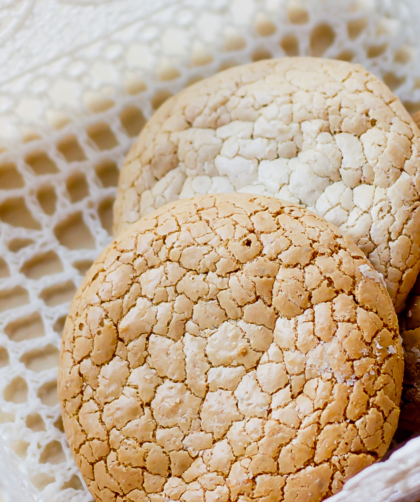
114 57 420 313
59 193 403 502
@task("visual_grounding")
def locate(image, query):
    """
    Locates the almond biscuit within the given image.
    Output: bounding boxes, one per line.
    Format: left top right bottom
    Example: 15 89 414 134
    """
114 58 420 313
59 193 403 502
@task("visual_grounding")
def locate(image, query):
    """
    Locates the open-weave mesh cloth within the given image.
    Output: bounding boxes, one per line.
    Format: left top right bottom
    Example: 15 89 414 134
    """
1 1 420 501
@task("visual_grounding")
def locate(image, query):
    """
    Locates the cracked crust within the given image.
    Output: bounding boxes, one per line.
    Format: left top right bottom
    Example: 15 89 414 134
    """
113 57 420 314
59 193 403 502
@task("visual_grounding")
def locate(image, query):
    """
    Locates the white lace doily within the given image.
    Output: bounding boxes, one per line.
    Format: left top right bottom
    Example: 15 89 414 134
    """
1 1 420 501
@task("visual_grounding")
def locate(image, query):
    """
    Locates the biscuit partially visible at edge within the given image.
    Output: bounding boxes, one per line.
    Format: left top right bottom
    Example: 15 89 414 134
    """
397 111 420 431
60 193 403 502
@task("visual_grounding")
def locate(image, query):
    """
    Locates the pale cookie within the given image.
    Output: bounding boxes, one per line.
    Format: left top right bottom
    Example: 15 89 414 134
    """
59 193 403 502
114 57 420 313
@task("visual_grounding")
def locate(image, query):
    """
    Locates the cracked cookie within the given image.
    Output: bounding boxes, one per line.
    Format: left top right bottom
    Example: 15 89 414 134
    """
59 193 403 502
114 57 420 313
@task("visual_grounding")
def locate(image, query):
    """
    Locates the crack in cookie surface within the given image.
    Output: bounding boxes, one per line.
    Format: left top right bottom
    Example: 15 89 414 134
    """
114 57 420 314
60 193 403 502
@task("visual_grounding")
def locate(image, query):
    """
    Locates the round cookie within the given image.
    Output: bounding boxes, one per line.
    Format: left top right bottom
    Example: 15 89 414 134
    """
59 193 403 502
114 57 420 313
